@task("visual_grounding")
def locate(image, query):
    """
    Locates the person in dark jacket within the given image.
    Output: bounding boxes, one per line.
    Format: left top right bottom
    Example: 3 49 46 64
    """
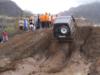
36 15 41 29
34 15 41 29
0 35 3 43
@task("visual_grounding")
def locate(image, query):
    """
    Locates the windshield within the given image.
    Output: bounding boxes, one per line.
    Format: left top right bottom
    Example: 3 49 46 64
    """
54 16 72 24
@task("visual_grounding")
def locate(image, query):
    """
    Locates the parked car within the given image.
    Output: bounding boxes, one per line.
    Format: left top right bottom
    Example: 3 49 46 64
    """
53 16 76 40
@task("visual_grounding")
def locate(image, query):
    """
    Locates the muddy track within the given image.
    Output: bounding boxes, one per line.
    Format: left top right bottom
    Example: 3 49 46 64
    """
0 29 52 72
0 28 76 74
0 25 100 75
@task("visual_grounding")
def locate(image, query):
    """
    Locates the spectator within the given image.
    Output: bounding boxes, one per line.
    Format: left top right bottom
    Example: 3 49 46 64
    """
34 15 41 29
2 31 8 42
44 12 49 28
19 18 24 30
29 19 36 31
24 18 29 31
40 14 45 28
0 35 3 43
39 13 49 29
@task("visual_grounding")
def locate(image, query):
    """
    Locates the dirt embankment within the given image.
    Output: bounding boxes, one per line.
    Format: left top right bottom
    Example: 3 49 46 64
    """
81 27 100 75
0 29 52 72
0 24 100 75
0 28 76 75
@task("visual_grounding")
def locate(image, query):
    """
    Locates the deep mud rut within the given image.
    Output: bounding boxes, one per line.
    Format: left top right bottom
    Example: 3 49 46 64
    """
0 25 100 75
0 40 90 75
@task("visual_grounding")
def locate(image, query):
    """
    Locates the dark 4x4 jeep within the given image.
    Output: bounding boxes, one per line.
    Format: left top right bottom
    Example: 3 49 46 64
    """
53 16 76 40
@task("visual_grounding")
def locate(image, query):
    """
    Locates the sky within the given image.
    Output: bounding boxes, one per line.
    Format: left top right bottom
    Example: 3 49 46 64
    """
11 0 99 14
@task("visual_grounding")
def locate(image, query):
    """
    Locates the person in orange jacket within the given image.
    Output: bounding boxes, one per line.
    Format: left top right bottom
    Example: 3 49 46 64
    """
39 13 50 28
40 13 49 28
39 14 45 28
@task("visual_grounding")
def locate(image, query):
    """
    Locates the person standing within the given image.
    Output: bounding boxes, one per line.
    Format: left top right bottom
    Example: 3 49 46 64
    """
34 15 40 29
2 31 8 42
40 14 45 29
29 17 36 31
18 18 24 30
44 12 49 28
0 35 3 43
36 15 41 29
24 18 28 31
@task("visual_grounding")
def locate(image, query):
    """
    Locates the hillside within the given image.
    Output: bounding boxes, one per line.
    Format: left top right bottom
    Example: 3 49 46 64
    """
0 0 22 16
60 2 100 24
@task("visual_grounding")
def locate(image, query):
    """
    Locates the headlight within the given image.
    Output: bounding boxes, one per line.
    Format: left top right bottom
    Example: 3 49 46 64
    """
61 27 67 34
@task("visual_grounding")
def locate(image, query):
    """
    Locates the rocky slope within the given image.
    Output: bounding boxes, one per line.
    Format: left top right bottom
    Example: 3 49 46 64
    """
0 0 22 16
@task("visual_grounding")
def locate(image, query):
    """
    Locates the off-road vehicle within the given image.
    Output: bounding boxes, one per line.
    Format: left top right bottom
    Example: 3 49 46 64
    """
53 16 76 40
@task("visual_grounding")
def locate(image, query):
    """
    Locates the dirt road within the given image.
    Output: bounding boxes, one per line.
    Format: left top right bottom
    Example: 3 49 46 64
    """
0 23 100 75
